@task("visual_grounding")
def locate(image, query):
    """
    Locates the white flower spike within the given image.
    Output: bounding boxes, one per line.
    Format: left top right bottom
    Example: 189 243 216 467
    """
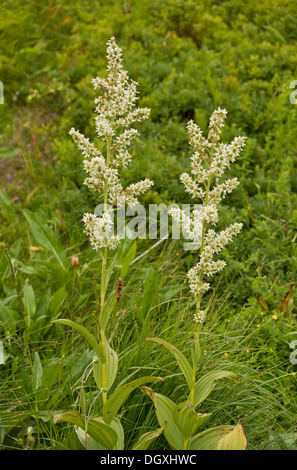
70 37 153 250
170 108 246 324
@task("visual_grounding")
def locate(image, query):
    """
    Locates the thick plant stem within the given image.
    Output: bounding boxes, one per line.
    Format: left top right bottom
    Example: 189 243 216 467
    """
100 328 107 405
189 320 201 405
188 170 212 406
100 248 108 405
182 438 190 450
99 139 112 405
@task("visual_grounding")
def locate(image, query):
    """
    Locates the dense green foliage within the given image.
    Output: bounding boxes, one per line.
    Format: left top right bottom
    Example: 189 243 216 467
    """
1 0 297 450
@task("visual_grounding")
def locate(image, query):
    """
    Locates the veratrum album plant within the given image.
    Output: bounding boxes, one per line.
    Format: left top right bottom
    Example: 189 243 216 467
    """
52 38 164 451
144 109 248 450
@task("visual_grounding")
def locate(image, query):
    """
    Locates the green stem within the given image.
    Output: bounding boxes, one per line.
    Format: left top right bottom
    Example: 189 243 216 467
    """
188 164 212 406
182 438 190 450
99 136 112 405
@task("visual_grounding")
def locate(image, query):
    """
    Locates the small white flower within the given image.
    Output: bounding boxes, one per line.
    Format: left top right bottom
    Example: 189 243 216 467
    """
194 310 206 323
82 212 120 250
208 107 228 142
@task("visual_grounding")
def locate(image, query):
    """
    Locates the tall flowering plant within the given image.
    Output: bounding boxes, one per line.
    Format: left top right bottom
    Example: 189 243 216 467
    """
143 109 248 450
52 38 163 451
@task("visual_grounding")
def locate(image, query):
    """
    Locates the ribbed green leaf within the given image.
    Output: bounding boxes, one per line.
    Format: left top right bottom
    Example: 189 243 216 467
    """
217 421 247 450
54 411 117 449
192 370 236 407
75 426 103 450
148 337 192 388
110 417 125 450
141 387 184 450
102 376 163 425
52 319 103 360
173 401 211 439
93 338 118 391
75 417 124 450
189 425 235 450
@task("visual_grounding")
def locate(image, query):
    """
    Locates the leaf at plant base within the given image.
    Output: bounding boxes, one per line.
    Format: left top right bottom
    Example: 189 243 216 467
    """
147 337 192 388
132 423 167 450
141 387 184 450
52 319 103 360
75 425 103 450
192 370 236 407
75 417 124 450
54 411 117 449
217 421 247 450
174 401 211 439
102 376 163 425
189 425 235 450
93 338 118 391
110 417 125 450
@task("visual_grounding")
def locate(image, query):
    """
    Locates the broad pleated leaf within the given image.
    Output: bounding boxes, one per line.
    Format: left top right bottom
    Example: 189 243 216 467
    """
217 421 247 450
102 376 163 425
75 417 124 450
110 417 125 450
141 387 184 450
189 425 235 450
52 319 103 360
148 337 192 388
93 338 118 391
192 370 236 407
75 426 103 450
174 400 211 439
54 411 117 449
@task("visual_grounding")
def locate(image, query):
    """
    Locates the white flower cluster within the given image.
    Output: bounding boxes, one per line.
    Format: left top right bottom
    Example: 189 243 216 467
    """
193 310 206 324
207 107 228 142
170 109 246 313
69 37 154 250
188 222 243 290
82 212 120 250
